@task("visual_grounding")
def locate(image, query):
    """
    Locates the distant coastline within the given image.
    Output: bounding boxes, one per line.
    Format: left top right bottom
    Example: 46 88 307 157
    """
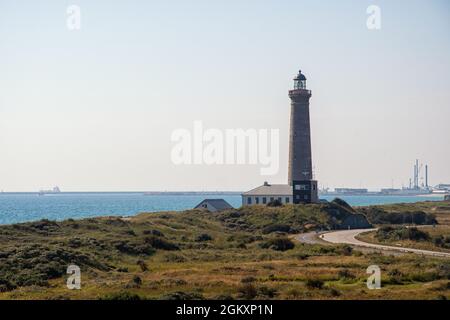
0 192 447 226
0 191 243 195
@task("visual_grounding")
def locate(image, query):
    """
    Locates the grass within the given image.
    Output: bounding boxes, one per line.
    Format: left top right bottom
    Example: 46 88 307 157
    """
0 201 449 300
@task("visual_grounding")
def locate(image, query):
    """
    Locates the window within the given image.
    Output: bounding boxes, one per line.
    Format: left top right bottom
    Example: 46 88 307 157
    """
304 195 309 200
247 197 252 205
270 197 274 202
262 197 267 204
286 197 290 203
313 184 316 190
256 197 259 204
295 184 309 191
278 197 282 202
296 195 300 200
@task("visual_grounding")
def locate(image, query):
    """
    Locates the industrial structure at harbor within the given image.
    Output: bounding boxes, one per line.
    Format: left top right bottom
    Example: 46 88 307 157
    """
320 160 450 196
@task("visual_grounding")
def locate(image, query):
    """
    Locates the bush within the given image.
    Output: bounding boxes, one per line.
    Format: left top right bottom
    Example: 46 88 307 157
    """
136 260 148 272
0 279 16 292
132 275 142 287
262 224 291 234
287 288 301 299
160 291 205 300
0 244 110 289
338 245 353 256
143 229 165 237
376 226 430 242
260 238 295 251
241 276 256 283
433 235 450 249
195 234 213 242
329 288 341 297
214 294 234 300
338 269 355 280
305 279 324 289
294 253 309 260
144 236 179 251
258 286 278 298
361 207 437 225
237 283 258 299
101 291 142 300
114 240 156 255
162 253 187 263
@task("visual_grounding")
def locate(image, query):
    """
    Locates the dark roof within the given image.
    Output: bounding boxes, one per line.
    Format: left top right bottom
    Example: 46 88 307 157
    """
194 199 233 211
294 70 307 81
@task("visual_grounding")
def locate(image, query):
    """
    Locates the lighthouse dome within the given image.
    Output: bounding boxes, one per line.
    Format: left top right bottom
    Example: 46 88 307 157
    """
294 70 307 81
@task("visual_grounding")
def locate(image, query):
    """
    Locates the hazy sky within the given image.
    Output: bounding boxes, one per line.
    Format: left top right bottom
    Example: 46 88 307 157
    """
0 0 449 192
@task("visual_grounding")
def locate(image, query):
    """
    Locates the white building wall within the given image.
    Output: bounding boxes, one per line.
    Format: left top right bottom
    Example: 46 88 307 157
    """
242 195 293 207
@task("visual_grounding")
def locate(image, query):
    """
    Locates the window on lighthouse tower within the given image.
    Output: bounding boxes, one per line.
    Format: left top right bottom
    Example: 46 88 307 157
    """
295 79 306 89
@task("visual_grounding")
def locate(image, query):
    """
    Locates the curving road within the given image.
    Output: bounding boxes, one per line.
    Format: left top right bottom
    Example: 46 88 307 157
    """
295 229 450 258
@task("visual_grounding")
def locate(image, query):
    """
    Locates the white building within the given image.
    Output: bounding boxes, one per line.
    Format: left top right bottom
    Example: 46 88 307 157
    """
241 182 293 206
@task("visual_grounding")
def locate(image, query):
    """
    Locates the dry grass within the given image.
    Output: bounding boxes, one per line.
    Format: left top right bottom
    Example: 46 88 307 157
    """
0 201 449 300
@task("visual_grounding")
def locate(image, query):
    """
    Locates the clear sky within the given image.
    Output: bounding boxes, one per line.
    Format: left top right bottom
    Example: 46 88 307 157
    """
0 0 449 192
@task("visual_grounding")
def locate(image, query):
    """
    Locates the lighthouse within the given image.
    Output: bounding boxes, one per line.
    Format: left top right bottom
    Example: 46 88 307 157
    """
241 69 319 206
288 70 318 203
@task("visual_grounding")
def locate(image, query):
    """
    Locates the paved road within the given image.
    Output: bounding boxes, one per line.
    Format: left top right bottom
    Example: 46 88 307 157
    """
318 228 450 258
295 231 327 245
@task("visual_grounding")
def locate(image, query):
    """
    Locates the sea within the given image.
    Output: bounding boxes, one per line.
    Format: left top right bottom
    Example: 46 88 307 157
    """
0 192 445 225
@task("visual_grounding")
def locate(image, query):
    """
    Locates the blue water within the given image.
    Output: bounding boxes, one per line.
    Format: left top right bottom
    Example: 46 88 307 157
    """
0 193 445 225
321 195 445 207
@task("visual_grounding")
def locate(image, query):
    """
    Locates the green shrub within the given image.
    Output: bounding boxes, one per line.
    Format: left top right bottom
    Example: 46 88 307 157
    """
132 275 142 287
162 253 187 263
101 291 142 300
258 286 278 298
376 226 430 242
305 279 324 289
214 294 234 300
361 208 437 225
195 234 213 242
114 240 156 255
328 288 341 297
237 283 258 299
262 224 291 234
136 260 148 272
260 238 295 251
337 245 353 256
433 235 450 249
160 291 205 300
338 269 355 280
144 236 179 251
143 229 165 237
241 276 256 283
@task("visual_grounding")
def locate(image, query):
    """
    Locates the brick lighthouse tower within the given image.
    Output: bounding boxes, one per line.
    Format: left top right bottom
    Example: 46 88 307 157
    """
288 70 318 203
